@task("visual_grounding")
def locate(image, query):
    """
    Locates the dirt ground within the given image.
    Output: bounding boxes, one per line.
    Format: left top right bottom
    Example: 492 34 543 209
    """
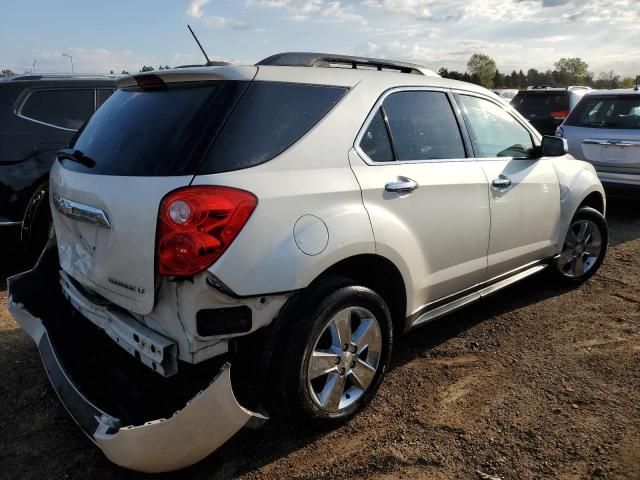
0 196 638 480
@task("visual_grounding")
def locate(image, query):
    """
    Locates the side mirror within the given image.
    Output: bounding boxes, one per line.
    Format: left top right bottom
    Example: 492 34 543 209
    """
530 136 568 159
540 135 568 157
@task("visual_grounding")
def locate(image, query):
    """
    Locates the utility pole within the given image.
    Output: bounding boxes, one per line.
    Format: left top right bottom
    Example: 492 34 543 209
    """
62 53 74 73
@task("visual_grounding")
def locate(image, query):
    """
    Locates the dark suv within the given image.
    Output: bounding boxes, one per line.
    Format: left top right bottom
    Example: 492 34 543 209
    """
512 86 591 136
0 73 117 255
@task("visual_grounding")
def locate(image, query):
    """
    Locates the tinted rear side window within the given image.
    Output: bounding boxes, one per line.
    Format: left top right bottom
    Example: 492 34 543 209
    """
359 109 394 162
65 82 248 176
382 91 465 160
512 91 569 117
565 95 640 129
21 89 94 130
198 82 347 174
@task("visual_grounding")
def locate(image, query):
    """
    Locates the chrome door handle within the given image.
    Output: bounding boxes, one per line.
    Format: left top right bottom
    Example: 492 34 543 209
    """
491 175 512 189
385 177 418 193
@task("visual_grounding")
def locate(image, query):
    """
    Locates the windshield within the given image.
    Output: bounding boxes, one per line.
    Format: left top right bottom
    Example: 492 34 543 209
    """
512 91 569 117
565 95 640 130
64 81 248 176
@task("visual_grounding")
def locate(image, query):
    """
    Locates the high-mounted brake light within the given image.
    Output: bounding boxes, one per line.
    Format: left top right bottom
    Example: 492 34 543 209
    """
157 186 257 277
134 74 167 91
550 109 570 120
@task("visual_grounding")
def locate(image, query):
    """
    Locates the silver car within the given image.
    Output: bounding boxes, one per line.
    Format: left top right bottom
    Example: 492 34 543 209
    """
558 88 640 189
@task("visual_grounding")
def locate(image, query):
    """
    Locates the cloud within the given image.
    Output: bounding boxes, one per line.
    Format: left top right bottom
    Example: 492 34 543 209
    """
360 0 640 24
187 0 250 29
186 0 209 18
247 0 366 23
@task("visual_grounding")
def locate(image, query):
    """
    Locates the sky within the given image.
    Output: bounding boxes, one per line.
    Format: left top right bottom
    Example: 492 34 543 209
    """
1 0 639 77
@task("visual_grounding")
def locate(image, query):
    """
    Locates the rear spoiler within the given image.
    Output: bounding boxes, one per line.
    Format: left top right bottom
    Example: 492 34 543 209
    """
116 66 258 89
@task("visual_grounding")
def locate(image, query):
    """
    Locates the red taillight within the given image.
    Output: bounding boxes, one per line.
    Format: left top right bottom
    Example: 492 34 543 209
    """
157 186 257 277
550 109 570 120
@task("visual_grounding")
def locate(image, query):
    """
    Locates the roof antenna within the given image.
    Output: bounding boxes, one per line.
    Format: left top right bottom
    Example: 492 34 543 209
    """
187 25 230 66
188 24 212 65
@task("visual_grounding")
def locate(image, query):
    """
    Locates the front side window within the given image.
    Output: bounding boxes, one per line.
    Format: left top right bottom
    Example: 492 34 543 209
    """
458 95 534 158
20 89 94 130
382 91 466 161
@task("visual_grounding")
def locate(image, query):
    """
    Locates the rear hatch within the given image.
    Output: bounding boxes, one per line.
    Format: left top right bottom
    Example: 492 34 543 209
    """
563 93 640 172
512 90 569 136
50 68 256 314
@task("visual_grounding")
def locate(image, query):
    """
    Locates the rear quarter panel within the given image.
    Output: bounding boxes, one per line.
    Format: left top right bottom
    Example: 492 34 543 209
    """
196 74 394 297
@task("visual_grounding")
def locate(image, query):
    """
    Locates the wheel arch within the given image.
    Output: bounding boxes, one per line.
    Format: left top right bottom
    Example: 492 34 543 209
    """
21 176 50 243
577 190 605 216
310 253 408 334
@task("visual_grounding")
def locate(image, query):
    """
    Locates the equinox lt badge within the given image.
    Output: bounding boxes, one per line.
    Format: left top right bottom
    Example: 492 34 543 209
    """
108 277 145 294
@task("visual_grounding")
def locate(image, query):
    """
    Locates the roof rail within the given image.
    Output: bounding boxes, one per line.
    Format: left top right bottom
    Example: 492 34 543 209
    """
527 85 592 91
256 52 437 76
7 73 121 81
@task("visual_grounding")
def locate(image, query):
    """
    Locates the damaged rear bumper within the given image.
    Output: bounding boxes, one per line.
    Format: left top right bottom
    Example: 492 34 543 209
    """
7 245 267 473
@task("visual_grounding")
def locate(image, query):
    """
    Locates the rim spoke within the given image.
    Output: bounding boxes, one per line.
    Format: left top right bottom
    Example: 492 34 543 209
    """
576 221 589 242
319 373 346 410
352 318 381 354
557 249 574 268
329 309 352 348
309 350 338 380
584 241 601 256
565 228 578 248
350 359 376 390
573 255 585 276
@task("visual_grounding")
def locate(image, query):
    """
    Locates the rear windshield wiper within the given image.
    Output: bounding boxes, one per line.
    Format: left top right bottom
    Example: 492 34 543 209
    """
58 148 96 168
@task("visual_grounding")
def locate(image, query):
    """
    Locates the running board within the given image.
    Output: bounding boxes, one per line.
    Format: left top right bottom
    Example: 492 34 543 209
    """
408 263 549 330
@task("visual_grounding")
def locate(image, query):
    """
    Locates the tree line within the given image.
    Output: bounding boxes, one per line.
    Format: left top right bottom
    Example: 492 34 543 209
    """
442 53 638 90
3 55 637 91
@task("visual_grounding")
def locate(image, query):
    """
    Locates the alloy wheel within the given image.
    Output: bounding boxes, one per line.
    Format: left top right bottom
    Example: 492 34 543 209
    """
306 307 382 413
557 219 603 278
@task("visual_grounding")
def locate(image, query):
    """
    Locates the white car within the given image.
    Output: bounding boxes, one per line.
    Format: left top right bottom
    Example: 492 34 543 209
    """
8 52 608 473
557 88 640 189
492 88 518 102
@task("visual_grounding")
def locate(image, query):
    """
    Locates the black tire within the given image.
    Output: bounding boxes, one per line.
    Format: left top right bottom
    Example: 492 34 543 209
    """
552 206 608 284
269 276 393 424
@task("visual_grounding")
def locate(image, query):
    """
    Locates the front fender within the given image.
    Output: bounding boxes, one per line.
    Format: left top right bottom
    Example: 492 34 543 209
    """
552 157 606 253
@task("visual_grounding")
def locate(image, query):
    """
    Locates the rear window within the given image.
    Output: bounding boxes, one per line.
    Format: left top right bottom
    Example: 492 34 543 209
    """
565 95 640 130
64 81 346 177
64 82 249 176
197 82 347 174
512 91 569 117
20 89 94 130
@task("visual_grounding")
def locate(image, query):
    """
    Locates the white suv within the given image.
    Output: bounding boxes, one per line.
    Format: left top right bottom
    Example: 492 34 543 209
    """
8 53 608 473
